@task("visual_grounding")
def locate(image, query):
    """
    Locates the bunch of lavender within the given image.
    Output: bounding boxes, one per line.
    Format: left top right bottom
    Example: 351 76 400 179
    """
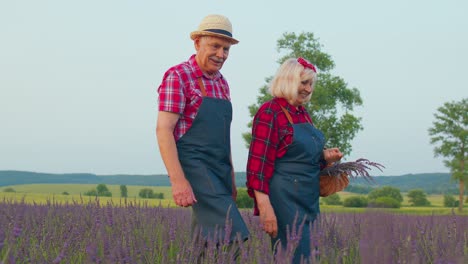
320 158 385 183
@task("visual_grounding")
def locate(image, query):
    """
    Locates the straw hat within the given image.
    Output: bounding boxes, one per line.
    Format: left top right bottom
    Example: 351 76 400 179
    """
190 14 239 44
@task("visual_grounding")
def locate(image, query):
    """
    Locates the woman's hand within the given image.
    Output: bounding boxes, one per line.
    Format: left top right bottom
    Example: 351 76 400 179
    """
254 191 278 238
323 148 343 164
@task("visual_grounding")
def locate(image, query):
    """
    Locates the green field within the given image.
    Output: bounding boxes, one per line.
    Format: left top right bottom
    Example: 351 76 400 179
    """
1 184 175 207
1 184 466 215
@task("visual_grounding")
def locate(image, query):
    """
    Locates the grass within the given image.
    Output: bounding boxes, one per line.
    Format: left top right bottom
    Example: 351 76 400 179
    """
1 184 175 207
1 183 173 198
1 185 466 215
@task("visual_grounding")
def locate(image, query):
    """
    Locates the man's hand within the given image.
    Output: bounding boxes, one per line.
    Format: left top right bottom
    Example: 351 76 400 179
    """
232 185 238 201
171 177 197 207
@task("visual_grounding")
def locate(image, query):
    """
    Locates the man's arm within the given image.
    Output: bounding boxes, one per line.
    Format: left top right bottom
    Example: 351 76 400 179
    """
156 111 197 207
230 153 237 200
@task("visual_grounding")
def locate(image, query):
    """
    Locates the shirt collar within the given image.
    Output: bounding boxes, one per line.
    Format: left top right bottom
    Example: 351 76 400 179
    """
275 97 306 113
188 54 222 80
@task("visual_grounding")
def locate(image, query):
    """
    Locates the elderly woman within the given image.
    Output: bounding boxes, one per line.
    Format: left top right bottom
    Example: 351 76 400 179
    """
246 57 346 263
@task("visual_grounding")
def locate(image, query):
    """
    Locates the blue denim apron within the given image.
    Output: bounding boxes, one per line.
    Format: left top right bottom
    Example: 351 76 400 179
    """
176 78 249 243
270 105 325 263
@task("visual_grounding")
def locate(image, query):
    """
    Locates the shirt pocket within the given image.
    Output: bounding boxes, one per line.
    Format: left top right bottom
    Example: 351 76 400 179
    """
185 80 203 108
277 124 293 152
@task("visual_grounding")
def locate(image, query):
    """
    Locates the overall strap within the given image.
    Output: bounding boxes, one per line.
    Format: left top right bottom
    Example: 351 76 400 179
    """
279 105 293 125
197 78 207 97
279 105 313 125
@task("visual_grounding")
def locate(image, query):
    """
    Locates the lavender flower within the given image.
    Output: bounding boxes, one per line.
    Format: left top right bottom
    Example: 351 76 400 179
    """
320 158 385 183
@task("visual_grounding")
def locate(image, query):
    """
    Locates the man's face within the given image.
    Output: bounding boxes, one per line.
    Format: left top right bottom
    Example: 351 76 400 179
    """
195 36 232 75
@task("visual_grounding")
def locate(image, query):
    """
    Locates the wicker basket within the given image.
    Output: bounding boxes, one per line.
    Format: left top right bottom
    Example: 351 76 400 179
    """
319 173 349 197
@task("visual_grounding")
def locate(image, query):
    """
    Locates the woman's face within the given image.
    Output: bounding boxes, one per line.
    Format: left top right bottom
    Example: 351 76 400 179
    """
292 79 313 106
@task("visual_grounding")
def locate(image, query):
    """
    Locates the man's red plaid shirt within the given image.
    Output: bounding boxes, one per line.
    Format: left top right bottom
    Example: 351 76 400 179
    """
157 55 231 141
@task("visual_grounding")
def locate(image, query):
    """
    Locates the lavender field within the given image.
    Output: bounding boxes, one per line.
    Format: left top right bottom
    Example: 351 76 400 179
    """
0 198 467 263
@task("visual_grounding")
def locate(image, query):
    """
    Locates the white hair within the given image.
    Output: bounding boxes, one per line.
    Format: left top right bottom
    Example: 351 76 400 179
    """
269 58 317 102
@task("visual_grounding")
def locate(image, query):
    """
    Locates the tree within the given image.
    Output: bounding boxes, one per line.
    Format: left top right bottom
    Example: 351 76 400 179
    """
407 189 431 207
120 185 128 198
139 188 154 198
343 196 368 208
368 186 403 205
322 193 342 205
443 194 457 207
369 197 400 208
96 184 112 197
138 188 164 199
242 32 363 156
428 98 467 212
84 189 97 196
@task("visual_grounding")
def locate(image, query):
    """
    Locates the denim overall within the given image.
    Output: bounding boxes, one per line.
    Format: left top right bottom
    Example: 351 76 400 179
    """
270 105 325 263
176 78 249 243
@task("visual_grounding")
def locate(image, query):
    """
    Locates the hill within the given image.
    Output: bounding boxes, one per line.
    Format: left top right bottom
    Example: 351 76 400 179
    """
0 170 461 194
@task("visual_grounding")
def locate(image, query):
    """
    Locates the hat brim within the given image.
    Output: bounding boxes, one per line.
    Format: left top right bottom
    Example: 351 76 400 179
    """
190 31 239 44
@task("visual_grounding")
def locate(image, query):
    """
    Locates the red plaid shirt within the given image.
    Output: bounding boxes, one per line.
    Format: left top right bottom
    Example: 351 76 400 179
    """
157 55 231 140
246 97 320 215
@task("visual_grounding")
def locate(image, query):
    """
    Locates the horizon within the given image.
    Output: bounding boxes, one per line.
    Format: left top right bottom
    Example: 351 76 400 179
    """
0 169 452 178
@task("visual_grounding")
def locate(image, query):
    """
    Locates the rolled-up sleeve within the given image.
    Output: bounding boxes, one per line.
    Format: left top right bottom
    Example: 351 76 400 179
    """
246 106 278 194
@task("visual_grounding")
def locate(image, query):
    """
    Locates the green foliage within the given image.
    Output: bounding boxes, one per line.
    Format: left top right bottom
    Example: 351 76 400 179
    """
242 32 363 155
62 191 69 195
407 189 431 207
368 186 403 203
3 187 15 192
428 98 467 211
138 188 164 199
236 190 254 208
83 184 112 197
322 193 342 205
343 196 368 207
120 185 128 198
83 189 97 196
96 184 109 194
344 184 373 194
443 194 457 207
369 197 401 208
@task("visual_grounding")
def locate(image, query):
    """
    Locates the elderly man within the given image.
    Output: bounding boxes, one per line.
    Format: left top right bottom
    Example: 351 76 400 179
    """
156 14 249 244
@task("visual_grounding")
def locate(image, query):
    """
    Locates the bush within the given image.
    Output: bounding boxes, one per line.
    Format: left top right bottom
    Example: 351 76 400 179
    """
62 191 69 195
100 191 112 197
407 189 431 206
343 196 368 207
322 194 342 205
139 188 164 199
368 186 403 203
236 191 253 208
84 189 98 196
443 194 457 207
369 197 401 208
3 187 15 193
96 184 112 197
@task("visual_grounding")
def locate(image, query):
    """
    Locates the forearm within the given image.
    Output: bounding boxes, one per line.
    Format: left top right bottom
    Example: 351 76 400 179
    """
156 128 186 183
254 190 272 209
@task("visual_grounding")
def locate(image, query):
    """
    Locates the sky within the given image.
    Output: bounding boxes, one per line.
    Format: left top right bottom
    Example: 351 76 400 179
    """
1 0 467 177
